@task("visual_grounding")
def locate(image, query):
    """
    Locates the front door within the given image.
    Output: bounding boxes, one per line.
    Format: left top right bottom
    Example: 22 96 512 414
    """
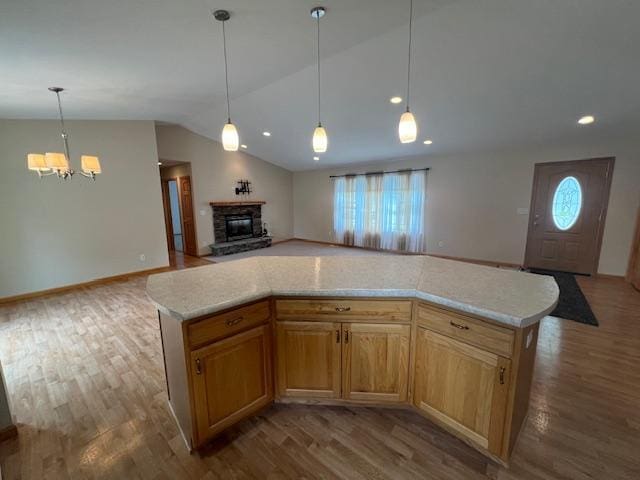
524 157 614 275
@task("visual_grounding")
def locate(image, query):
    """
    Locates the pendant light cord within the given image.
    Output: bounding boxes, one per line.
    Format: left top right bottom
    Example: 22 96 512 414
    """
222 19 231 123
406 0 413 112
316 12 321 127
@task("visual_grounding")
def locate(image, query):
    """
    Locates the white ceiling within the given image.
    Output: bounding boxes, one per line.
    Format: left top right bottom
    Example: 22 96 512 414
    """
2 0 640 171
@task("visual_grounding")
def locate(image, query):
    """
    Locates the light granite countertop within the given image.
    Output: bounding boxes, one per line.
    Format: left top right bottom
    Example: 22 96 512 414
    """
146 255 559 328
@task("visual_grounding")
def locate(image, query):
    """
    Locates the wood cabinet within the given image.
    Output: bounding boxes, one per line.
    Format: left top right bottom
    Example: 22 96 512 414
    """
190 324 273 443
413 327 510 455
276 320 410 403
342 323 410 402
276 321 341 398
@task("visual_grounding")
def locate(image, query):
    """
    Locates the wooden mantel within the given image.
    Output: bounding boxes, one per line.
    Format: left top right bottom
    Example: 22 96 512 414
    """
209 201 266 206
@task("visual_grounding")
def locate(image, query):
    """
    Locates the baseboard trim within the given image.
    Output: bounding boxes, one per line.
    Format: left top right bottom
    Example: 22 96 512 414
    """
0 265 171 305
596 273 625 280
291 237 423 256
0 424 17 443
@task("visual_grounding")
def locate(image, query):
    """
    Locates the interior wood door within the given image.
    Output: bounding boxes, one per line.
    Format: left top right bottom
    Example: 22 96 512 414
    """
276 321 341 398
627 206 640 291
190 325 273 444
179 176 198 257
160 180 175 251
413 327 510 454
342 323 410 402
524 157 614 275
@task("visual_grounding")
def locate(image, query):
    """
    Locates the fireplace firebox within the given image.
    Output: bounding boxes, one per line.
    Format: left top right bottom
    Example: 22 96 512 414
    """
225 214 254 242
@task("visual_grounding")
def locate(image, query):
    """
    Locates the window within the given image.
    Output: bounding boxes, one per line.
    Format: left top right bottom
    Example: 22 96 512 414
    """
333 170 426 252
552 176 582 230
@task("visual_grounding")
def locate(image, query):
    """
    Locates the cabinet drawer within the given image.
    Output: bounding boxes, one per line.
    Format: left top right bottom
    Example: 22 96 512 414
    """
187 301 271 349
416 303 514 357
275 299 412 323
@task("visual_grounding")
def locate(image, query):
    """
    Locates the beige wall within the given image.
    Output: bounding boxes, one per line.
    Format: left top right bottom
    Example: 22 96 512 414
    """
0 120 169 298
160 162 192 180
294 138 640 276
155 124 294 255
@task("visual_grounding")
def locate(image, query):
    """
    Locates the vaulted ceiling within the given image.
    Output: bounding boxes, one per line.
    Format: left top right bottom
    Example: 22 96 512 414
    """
2 0 640 170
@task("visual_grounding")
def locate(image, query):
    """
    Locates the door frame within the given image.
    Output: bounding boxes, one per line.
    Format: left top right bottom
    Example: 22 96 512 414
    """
160 175 198 257
524 157 615 275
626 205 640 289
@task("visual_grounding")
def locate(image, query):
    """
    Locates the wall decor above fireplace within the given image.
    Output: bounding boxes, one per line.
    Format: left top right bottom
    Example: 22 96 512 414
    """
235 179 252 195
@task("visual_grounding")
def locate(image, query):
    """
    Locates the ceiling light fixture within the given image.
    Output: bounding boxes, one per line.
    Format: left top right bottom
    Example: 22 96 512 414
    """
313 156 320 161
311 6 328 153
262 131 271 137
398 0 417 143
578 115 595 125
27 87 101 180
214 10 239 152
390 96 403 104
423 139 432 145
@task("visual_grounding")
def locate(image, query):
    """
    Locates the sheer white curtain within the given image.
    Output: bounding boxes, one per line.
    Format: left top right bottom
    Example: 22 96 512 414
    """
333 169 426 252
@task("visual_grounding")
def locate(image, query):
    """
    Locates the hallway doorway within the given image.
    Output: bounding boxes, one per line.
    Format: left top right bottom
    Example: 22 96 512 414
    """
159 160 199 257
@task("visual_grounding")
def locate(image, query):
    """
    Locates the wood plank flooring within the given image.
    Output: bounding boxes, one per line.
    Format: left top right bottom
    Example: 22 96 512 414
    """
0 274 638 479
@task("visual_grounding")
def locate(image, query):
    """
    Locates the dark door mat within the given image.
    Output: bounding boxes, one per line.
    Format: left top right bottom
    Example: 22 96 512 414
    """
528 269 599 326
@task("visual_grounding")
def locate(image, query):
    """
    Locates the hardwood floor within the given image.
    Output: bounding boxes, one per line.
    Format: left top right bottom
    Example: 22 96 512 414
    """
169 250 211 269
0 274 638 479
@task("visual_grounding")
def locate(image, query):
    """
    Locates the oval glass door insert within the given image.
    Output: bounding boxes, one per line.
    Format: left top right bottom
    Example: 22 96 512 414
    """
552 176 582 230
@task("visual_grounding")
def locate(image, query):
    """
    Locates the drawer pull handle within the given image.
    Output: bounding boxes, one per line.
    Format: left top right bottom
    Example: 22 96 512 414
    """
499 366 506 385
335 306 351 312
336 329 340 343
195 358 202 375
345 330 349 343
450 321 469 330
226 316 244 327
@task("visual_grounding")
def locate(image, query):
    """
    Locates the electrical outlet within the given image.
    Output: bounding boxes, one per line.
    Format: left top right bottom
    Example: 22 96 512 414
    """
199 209 206 216
139 254 146 262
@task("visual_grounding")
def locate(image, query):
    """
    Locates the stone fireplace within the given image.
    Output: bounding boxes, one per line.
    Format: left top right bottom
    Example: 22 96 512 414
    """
209 201 272 256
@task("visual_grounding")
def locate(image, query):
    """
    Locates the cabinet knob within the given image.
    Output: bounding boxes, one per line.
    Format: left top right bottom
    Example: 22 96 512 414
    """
195 358 202 375
336 329 340 343
335 306 351 312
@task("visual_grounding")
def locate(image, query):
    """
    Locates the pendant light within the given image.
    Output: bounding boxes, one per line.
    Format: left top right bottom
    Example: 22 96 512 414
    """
27 87 101 180
398 0 417 143
214 9 239 152
311 6 327 154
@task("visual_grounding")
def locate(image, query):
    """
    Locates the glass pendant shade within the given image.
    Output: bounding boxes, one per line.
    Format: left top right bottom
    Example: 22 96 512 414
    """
27 153 50 172
398 111 417 143
222 122 239 151
313 125 328 153
81 155 102 174
45 152 70 171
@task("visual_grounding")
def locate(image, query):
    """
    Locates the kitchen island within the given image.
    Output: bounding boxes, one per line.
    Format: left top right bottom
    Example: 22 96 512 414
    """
147 255 558 465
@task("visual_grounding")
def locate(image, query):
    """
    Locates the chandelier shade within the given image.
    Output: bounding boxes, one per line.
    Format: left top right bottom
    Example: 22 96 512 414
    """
81 155 102 174
312 125 328 153
27 154 49 172
45 152 69 171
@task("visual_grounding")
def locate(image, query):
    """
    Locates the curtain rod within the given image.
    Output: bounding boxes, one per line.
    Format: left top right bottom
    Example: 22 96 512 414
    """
329 167 429 179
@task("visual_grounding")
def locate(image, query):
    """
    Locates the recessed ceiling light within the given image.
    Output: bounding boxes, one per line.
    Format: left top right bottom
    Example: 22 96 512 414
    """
157 161 162 166
423 139 433 145
578 115 595 125
313 156 320 161
390 96 402 104
240 144 247 149
262 131 271 137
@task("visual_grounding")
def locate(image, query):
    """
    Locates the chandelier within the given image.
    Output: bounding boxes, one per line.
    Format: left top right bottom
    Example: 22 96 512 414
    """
27 87 102 180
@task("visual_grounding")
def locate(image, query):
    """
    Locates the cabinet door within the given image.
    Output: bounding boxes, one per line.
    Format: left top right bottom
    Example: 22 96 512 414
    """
413 327 510 454
342 323 410 402
190 324 273 445
276 321 341 398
